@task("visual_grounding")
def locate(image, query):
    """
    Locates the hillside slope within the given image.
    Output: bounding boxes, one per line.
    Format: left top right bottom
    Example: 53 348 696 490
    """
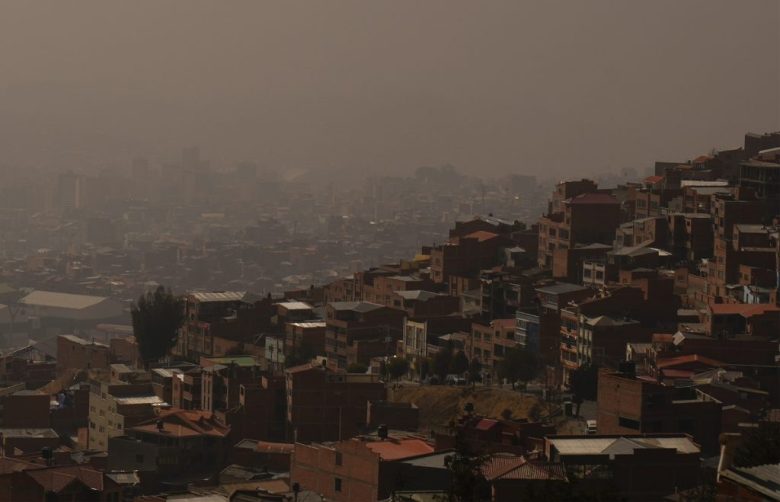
389 384 540 429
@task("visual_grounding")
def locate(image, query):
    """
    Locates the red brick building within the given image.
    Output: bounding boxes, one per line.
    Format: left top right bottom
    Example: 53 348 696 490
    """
56 334 110 375
324 302 405 368
597 369 721 454
285 363 386 443
291 432 436 502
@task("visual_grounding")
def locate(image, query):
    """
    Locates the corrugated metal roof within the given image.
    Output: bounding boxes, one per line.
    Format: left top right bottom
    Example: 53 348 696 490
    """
20 291 108 310
721 463 780 500
275 301 312 311
550 435 700 456
189 291 248 303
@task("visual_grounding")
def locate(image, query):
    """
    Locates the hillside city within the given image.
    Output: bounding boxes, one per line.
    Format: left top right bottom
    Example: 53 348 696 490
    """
0 131 779 501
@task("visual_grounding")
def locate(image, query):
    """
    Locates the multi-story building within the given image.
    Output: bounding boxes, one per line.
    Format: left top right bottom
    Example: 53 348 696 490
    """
107 409 230 489
467 319 518 379
56 334 110 375
597 367 721 454
285 321 327 360
709 191 765 301
538 181 620 269
88 381 166 451
285 363 385 443
324 302 405 368
291 431 439 502
175 291 273 361
402 316 471 367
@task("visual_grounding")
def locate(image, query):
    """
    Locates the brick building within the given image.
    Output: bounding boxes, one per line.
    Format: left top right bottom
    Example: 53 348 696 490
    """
538 187 621 269
175 291 274 361
324 302 405 369
88 381 165 451
285 363 386 443
597 368 721 454
291 431 438 502
56 334 110 375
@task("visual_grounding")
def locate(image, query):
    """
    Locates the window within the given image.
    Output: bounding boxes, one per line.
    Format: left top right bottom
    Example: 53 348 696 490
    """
335 452 343 466
335 478 343 492
618 417 640 430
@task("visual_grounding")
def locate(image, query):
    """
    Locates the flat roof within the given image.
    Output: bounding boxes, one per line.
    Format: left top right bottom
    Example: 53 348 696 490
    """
20 291 108 310
189 291 249 303
535 283 589 295
0 428 59 438
114 395 165 406
275 301 312 311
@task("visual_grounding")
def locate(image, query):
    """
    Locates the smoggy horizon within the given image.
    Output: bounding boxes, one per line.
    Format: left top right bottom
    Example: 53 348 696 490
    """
1 0 778 177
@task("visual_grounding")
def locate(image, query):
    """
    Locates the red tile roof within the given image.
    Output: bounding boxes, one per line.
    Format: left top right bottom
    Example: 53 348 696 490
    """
644 175 664 184
482 454 526 481
25 466 106 493
709 303 780 317
475 419 500 431
656 354 723 369
364 438 434 461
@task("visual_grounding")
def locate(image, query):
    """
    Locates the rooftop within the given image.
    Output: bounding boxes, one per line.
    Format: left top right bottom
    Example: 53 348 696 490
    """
548 435 700 457
395 290 441 302
720 463 780 500
59 334 108 348
189 291 250 303
0 428 59 439
566 192 619 205
709 303 780 317
535 282 589 295
364 438 434 461
328 301 384 313
20 291 109 310
275 301 312 311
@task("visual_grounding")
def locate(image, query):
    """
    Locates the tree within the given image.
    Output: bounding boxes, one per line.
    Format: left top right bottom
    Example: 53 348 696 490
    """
285 344 316 368
445 433 490 501
570 364 599 416
496 347 538 389
468 358 482 385
347 363 368 374
433 347 453 379
418 357 431 381
450 350 469 375
385 357 410 381
131 286 184 367
734 422 780 467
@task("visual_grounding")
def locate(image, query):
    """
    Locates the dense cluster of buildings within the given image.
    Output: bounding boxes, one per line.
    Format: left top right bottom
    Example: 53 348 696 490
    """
0 132 778 500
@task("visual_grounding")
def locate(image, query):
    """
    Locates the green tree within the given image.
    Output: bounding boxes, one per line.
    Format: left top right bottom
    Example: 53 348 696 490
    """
444 433 490 501
131 286 185 367
468 358 482 385
734 422 780 467
570 364 599 416
450 350 469 375
347 363 368 374
418 357 431 381
433 347 453 379
497 347 538 389
385 357 410 381
285 344 316 368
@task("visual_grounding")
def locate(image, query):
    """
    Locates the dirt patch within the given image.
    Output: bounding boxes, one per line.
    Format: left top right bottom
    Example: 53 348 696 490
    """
389 384 540 430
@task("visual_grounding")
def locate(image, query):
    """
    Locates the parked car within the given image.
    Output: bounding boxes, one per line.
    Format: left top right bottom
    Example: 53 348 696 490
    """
423 375 441 385
445 374 467 386
586 420 597 434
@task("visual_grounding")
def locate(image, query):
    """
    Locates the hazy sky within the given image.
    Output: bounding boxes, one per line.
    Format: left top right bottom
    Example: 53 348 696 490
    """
0 0 778 177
